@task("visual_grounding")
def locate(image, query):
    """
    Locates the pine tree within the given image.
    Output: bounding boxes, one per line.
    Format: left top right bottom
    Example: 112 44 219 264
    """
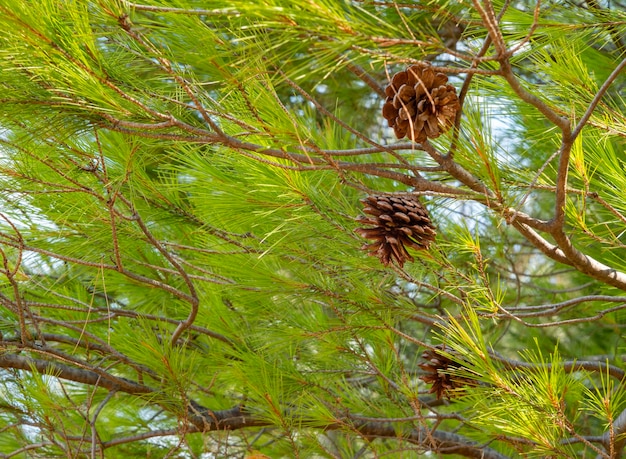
0 0 625 457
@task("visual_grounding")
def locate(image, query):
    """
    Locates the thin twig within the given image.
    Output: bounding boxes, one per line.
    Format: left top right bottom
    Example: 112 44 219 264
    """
572 56 626 140
123 1 240 16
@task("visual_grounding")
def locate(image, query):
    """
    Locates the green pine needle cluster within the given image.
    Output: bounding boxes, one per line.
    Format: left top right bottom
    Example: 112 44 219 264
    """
0 0 625 457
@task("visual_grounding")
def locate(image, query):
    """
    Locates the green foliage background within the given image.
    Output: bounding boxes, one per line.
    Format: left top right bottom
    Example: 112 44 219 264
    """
0 0 625 457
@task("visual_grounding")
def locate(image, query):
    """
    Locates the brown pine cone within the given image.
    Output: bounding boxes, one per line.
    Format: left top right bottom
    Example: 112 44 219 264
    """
382 63 459 142
419 345 474 400
355 194 436 267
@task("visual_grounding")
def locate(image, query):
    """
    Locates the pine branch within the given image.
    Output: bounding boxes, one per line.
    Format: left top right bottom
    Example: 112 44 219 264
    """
122 1 238 16
460 7 626 290
0 353 152 395
572 56 626 140
2 1 626 456
0 351 510 458
347 420 510 459
600 407 626 459
494 354 626 381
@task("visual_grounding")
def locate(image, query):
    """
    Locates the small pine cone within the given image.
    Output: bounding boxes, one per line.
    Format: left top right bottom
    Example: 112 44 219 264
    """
382 63 460 142
419 345 473 400
355 194 436 267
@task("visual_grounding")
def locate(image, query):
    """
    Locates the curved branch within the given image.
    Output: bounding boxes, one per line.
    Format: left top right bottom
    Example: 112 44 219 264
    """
494 354 626 382
0 353 152 394
506 295 626 315
550 228 626 291
348 420 510 459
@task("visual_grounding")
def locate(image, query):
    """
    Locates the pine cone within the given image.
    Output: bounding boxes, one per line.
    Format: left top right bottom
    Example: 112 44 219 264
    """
382 63 459 142
419 345 473 400
355 194 436 267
